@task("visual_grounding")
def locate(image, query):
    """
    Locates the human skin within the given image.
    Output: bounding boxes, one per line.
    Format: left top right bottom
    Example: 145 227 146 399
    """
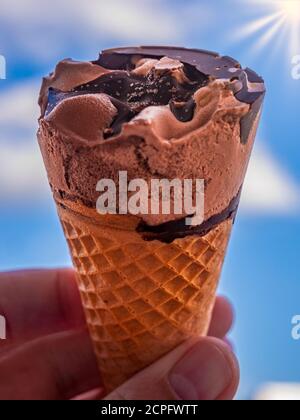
0 269 239 400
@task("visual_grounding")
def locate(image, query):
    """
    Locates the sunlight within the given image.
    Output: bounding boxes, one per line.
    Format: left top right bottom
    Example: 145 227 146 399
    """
278 0 300 23
254 14 286 50
233 11 283 40
277 0 300 54
231 0 300 58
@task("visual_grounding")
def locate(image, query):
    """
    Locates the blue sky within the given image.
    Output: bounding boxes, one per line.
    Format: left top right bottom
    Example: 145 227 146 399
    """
0 0 300 399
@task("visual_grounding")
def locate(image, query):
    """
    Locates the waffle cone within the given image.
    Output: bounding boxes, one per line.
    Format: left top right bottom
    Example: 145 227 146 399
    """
56 200 233 392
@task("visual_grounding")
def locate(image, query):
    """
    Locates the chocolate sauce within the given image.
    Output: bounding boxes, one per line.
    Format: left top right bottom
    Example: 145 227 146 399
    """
96 47 265 143
46 47 265 143
46 62 208 137
137 189 241 243
97 47 265 105
54 188 241 244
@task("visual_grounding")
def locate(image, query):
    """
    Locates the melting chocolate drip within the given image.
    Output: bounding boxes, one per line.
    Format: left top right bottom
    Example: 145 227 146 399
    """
54 187 242 244
46 47 265 143
137 189 242 243
96 47 266 143
170 98 196 123
104 97 136 139
46 65 208 138
96 46 265 105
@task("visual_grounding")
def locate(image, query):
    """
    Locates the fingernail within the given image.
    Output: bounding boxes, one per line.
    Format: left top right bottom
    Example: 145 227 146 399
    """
169 339 233 400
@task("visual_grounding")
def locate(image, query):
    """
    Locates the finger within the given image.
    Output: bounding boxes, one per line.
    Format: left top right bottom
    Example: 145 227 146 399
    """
0 330 101 400
72 388 105 401
105 337 239 400
0 269 85 345
223 337 234 352
208 296 234 338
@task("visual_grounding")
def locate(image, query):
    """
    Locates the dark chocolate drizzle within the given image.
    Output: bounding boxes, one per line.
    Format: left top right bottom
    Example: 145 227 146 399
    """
137 189 242 243
46 63 208 137
55 187 241 244
46 46 265 143
96 47 265 106
96 47 266 143
240 94 265 145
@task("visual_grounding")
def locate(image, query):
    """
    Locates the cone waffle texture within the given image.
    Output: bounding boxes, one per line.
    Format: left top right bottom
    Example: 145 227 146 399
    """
60 207 232 391
57 203 232 392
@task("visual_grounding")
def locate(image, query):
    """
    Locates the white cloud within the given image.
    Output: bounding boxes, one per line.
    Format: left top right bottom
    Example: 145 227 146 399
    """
0 141 49 203
0 81 49 203
241 145 300 214
80 0 180 42
0 82 40 136
0 0 183 62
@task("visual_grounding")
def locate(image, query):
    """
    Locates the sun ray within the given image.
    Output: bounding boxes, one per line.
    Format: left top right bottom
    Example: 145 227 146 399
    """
290 24 299 56
267 18 290 62
231 11 283 40
253 14 286 51
276 0 300 23
246 15 285 57
230 0 300 62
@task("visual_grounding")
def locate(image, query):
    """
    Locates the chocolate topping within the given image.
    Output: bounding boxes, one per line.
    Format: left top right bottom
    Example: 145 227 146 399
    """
240 94 264 145
137 189 241 243
95 47 265 142
45 46 265 142
96 46 264 104
169 98 196 123
96 46 231 75
46 61 208 137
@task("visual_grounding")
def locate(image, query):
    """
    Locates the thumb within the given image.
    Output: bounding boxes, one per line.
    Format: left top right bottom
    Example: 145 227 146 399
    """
104 337 239 400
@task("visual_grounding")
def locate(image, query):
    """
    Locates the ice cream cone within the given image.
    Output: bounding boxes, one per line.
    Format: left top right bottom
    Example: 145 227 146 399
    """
38 46 265 394
56 199 232 392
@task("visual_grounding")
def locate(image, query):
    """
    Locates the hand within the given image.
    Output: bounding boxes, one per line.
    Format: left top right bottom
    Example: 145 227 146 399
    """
0 269 239 400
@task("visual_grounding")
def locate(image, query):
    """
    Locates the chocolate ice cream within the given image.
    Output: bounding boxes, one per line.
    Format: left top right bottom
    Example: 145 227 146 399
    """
38 46 265 241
